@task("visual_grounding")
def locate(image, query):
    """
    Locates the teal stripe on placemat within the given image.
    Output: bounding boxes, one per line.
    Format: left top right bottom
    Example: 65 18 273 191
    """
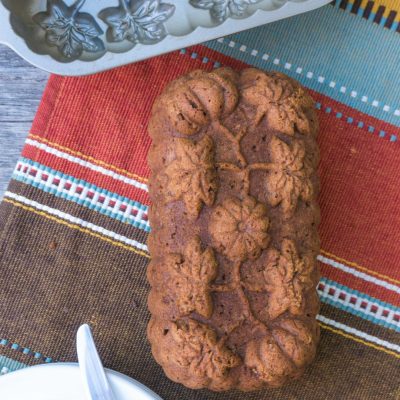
13 157 151 232
319 277 400 332
206 5 400 127
0 355 26 375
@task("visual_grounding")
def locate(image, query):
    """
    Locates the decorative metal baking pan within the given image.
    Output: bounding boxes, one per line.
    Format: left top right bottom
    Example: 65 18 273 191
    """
0 0 329 76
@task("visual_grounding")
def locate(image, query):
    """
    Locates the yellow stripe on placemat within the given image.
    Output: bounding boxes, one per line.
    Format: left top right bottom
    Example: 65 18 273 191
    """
320 249 400 285
352 0 400 10
320 323 400 359
343 0 400 24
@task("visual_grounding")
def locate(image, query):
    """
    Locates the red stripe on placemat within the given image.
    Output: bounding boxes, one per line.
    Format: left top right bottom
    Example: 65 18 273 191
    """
318 110 400 282
29 44 400 286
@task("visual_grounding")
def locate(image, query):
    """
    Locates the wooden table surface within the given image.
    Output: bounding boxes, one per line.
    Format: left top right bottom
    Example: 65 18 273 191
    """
0 45 49 199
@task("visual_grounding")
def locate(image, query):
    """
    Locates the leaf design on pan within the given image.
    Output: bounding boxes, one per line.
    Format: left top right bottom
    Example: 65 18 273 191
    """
33 0 104 60
190 0 263 22
99 0 175 44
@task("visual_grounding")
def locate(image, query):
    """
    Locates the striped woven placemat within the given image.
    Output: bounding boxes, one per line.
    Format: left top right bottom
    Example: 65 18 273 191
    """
0 3 399 399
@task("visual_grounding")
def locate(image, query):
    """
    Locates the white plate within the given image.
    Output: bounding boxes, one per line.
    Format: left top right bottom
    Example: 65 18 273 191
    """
0 362 162 400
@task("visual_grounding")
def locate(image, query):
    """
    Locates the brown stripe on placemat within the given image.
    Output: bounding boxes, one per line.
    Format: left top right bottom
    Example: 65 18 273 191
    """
0 199 399 399
350 0 362 14
0 199 150 366
6 180 149 251
385 10 397 29
363 0 374 19
373 5 385 24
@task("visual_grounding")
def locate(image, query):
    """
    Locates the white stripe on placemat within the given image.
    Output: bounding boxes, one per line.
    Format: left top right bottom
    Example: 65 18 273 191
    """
318 255 400 295
25 138 149 192
3 191 149 253
317 314 400 354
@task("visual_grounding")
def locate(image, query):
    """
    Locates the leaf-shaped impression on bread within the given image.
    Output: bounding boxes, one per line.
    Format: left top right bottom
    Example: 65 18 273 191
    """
163 135 218 218
266 136 313 217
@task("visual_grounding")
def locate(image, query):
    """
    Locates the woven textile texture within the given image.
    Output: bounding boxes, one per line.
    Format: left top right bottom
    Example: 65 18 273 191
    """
0 3 400 399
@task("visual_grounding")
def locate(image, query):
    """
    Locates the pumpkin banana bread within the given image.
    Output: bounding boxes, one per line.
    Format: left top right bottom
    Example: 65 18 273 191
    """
146 67 320 391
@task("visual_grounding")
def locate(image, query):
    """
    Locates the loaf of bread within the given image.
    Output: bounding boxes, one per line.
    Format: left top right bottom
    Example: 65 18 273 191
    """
147 68 320 391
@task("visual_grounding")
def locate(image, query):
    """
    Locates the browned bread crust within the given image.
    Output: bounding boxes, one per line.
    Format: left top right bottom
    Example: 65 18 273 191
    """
147 68 320 391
